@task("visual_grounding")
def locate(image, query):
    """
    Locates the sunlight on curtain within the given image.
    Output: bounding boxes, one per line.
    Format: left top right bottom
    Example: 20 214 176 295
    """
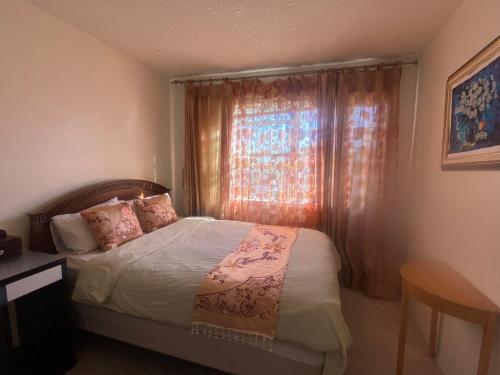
184 83 227 217
343 100 377 210
319 68 402 298
221 78 320 227
184 68 402 299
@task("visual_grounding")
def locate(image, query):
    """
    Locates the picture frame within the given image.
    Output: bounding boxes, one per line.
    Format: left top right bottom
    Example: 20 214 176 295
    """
442 36 500 169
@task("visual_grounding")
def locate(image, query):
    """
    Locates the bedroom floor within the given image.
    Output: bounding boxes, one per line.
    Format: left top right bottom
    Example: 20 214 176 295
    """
68 289 443 375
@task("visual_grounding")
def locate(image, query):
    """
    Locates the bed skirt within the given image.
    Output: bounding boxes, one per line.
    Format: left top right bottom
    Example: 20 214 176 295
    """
71 301 334 375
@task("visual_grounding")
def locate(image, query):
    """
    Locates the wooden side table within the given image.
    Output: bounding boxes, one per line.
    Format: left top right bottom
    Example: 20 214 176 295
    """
397 261 499 375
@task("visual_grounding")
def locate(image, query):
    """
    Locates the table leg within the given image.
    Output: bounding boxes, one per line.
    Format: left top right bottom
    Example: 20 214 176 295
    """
397 285 409 375
477 313 496 375
429 308 439 357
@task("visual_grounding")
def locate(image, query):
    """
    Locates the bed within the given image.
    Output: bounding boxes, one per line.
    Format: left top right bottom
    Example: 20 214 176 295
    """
28 179 352 375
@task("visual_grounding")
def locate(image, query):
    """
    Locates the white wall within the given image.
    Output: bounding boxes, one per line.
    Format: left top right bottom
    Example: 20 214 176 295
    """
169 83 186 215
0 0 171 246
408 0 500 374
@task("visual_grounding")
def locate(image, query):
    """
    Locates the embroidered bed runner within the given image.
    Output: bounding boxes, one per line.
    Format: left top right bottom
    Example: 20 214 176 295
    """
192 224 298 346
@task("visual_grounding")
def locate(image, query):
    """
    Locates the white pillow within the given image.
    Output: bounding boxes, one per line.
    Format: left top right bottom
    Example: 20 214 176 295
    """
51 197 119 253
49 221 69 251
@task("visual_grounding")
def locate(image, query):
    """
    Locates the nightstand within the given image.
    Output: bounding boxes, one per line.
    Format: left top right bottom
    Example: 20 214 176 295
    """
0 250 75 374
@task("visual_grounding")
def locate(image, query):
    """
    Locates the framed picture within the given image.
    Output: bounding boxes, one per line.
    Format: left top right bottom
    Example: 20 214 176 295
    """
442 36 500 168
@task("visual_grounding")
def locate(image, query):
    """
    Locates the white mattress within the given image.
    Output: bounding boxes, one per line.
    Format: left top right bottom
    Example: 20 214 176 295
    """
74 301 327 369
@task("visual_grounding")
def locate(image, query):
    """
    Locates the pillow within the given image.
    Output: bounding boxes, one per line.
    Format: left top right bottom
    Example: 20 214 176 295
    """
120 199 136 211
133 193 178 233
51 197 119 253
49 221 69 252
81 203 143 251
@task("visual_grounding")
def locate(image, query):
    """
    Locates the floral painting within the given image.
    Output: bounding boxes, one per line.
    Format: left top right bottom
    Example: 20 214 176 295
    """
442 37 500 168
450 57 499 153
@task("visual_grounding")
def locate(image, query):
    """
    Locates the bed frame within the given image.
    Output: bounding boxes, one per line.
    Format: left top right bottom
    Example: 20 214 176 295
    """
27 179 326 375
28 179 169 253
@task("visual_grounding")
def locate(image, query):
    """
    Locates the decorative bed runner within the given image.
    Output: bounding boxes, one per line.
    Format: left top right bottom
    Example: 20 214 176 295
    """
192 224 298 346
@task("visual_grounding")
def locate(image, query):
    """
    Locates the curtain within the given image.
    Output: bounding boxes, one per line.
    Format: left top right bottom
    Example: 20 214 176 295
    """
318 66 402 299
183 81 231 217
184 66 402 299
220 78 321 227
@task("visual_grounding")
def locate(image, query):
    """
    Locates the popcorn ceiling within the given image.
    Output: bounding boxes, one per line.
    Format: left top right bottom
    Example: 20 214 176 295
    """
28 0 461 76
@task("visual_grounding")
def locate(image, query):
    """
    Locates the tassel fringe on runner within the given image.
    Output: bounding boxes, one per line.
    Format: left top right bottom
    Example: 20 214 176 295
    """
191 323 274 352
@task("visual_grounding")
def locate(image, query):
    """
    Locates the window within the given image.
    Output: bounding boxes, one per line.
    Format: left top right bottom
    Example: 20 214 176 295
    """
228 97 319 206
343 100 379 209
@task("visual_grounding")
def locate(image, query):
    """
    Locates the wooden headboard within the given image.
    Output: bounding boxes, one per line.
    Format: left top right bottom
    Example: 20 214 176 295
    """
28 179 170 253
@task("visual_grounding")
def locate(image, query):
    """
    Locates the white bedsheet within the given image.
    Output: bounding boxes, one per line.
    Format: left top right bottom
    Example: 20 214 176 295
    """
72 217 352 374
61 249 101 271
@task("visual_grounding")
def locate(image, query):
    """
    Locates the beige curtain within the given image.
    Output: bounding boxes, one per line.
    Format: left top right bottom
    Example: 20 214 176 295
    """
184 66 402 299
318 66 402 299
184 81 231 217
220 78 321 227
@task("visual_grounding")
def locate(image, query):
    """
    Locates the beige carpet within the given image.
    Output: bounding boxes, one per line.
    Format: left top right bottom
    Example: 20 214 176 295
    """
69 289 443 375
341 289 442 375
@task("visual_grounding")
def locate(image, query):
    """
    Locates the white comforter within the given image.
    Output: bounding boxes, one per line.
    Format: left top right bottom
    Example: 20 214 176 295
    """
73 217 352 374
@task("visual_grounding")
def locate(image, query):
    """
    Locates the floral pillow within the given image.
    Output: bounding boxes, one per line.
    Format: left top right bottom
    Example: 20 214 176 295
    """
134 193 178 233
81 203 143 251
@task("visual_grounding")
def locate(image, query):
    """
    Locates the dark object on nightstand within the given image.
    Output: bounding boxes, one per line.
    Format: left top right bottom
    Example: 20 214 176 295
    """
0 250 75 374
0 230 6 239
0 236 22 259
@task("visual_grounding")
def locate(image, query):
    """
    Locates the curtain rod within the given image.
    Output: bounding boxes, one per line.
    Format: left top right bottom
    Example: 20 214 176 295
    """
170 60 417 84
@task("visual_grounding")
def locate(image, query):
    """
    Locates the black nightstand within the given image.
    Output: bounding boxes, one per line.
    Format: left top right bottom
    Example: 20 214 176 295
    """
0 250 74 374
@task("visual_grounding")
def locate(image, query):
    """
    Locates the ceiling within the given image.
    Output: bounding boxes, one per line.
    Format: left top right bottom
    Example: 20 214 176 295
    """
28 0 462 77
